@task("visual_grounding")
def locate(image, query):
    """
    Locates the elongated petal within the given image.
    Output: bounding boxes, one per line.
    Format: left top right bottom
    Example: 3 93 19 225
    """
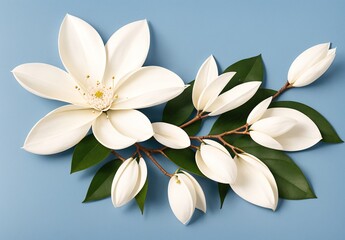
23 105 100 155
198 72 236 110
168 174 196 224
206 81 261 116
292 49 336 87
111 158 139 207
198 144 237 184
262 108 322 151
152 122 190 149
111 66 185 109
12 63 88 106
92 113 136 150
132 158 148 197
247 97 272 125
107 110 153 142
192 55 218 110
103 20 150 86
59 14 106 88
249 131 283 150
203 139 230 156
288 43 330 84
182 171 206 213
250 116 297 137
231 153 278 210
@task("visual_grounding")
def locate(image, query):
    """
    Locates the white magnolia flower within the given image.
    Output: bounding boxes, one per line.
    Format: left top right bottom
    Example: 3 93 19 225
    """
231 153 278 210
168 171 206 224
288 43 336 87
111 157 147 207
195 139 237 184
247 97 322 151
192 55 261 116
152 122 190 149
12 15 185 154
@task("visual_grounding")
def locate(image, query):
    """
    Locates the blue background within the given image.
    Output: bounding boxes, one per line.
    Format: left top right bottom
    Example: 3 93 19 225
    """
1 0 344 239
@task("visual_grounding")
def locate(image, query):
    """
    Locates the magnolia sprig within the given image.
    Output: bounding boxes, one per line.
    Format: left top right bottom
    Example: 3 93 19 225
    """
13 15 342 225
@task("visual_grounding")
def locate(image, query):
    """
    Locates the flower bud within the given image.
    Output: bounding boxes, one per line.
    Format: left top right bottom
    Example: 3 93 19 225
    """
195 139 237 184
111 157 147 207
168 171 206 224
288 43 336 87
152 122 190 149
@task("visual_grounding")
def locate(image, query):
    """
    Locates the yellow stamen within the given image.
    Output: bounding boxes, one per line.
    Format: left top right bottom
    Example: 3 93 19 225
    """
94 90 104 98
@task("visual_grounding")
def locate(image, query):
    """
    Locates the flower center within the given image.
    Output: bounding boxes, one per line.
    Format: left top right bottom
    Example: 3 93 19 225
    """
85 83 115 111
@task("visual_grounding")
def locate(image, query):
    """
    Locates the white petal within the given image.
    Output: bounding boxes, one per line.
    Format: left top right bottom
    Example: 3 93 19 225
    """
203 139 230 156
59 14 106 88
192 55 218 110
152 122 190 149
111 158 139 207
288 43 330 84
92 113 136 150
12 63 88 106
168 174 196 224
207 81 261 116
103 20 150 86
198 144 237 184
231 153 278 210
132 158 148 197
197 72 236 110
111 66 185 109
108 110 153 142
181 171 206 213
249 131 283 150
23 105 100 155
247 97 272 125
250 116 297 137
262 108 322 151
292 49 336 87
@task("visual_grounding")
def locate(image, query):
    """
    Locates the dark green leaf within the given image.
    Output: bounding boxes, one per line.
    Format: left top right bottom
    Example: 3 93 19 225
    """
163 148 203 176
184 119 202 135
71 134 111 173
218 183 230 209
162 81 195 125
222 55 264 92
270 101 343 143
210 89 276 134
233 136 316 199
135 179 148 214
83 160 122 203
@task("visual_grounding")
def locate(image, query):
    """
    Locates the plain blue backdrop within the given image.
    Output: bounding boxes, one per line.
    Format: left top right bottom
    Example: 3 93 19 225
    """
1 0 344 239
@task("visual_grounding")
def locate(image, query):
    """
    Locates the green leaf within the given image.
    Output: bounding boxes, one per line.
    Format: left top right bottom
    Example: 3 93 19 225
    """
135 179 148 214
270 101 343 143
71 134 111 173
210 88 276 134
184 119 202 135
221 55 264 93
83 159 122 203
218 183 230 209
163 148 203 176
232 136 316 199
162 81 195 125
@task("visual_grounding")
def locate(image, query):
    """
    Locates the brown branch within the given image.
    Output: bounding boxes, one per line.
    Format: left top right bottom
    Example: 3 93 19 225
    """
111 150 126 162
272 81 292 99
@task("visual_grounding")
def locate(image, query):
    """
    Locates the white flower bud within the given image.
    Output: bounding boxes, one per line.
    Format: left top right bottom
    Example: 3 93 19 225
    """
168 171 206 224
111 157 147 207
288 43 336 87
152 122 190 149
195 139 237 184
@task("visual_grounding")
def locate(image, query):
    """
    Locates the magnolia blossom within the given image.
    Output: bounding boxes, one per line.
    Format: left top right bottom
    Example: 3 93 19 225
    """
192 55 261 116
247 97 322 151
168 171 206 224
288 43 336 87
231 153 278 210
12 15 185 155
111 157 147 207
152 122 190 149
195 139 237 184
